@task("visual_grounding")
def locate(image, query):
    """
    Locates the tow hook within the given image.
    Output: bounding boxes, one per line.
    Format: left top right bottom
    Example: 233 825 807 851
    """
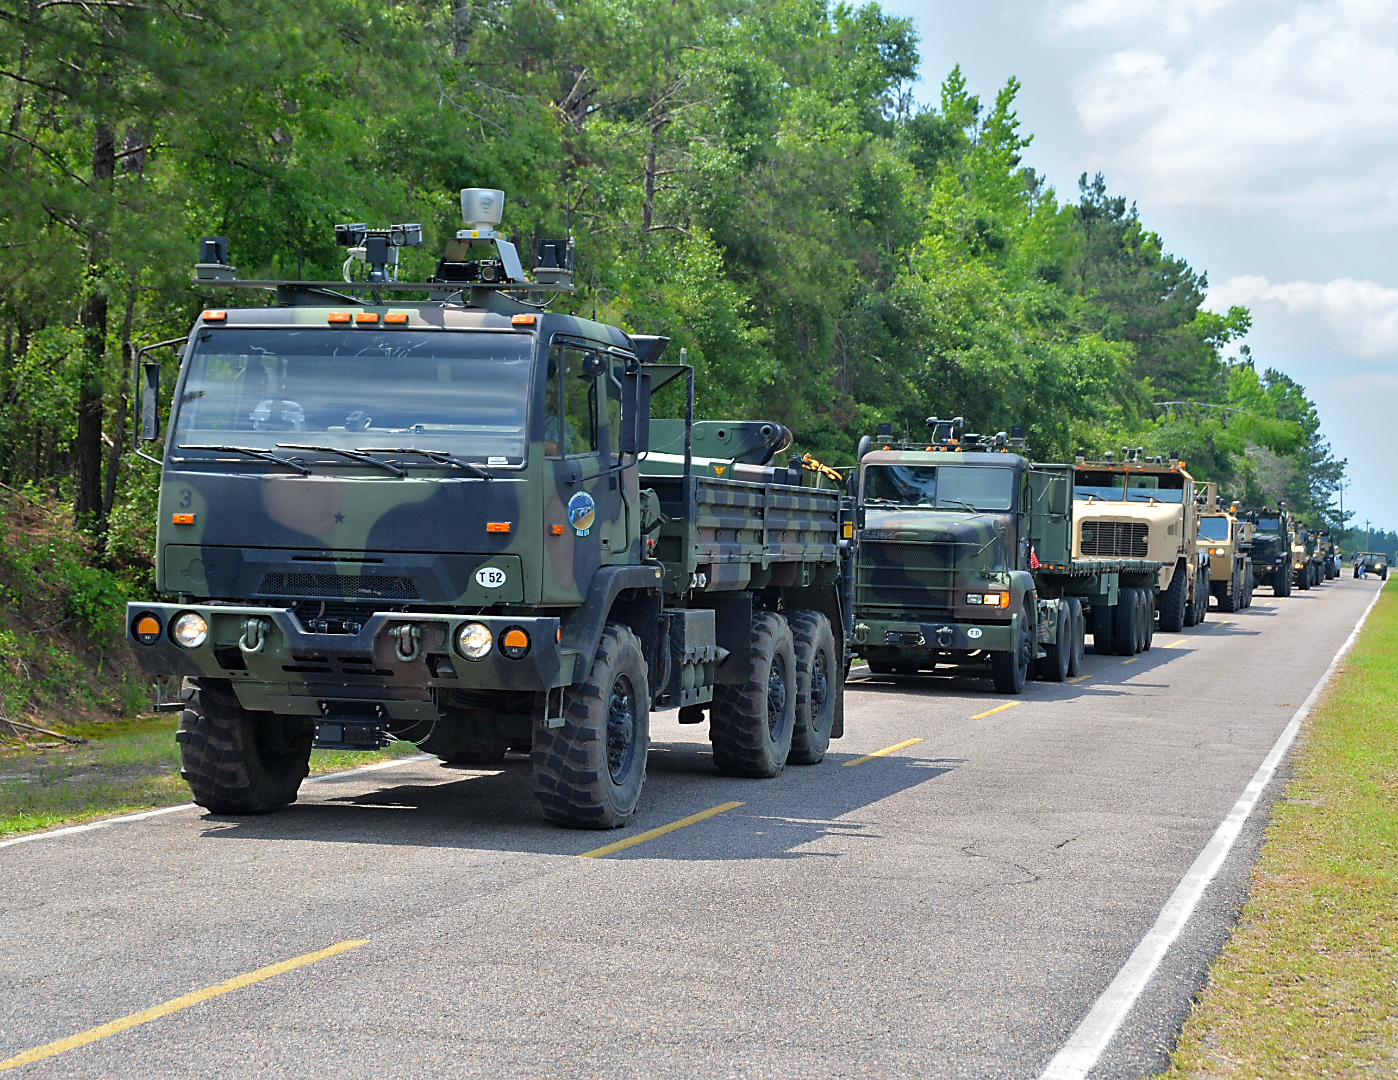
935 625 954 647
392 623 422 662
239 616 269 655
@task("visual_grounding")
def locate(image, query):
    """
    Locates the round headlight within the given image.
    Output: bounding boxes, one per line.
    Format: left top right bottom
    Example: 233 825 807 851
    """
456 621 493 660
171 612 209 649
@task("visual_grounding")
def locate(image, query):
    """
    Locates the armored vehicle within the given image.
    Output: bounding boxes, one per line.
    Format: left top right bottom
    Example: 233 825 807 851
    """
124 190 852 830
1240 508 1294 596
1355 552 1390 580
1073 453 1209 632
1196 486 1253 611
850 420 1161 695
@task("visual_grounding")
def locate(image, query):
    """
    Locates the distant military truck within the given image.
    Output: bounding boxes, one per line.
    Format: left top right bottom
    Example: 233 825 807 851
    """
1317 535 1340 579
850 420 1161 695
1311 532 1335 582
1196 486 1253 611
1073 452 1209 632
1291 526 1319 590
1355 552 1390 580
1239 508 1294 596
124 189 852 830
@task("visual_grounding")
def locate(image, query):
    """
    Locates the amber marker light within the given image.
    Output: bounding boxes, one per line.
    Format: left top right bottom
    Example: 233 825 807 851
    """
327 312 352 324
511 313 537 327
202 309 226 322
172 513 195 525
384 313 409 324
550 524 564 536
354 312 379 325
486 522 512 534
500 627 531 659
132 613 162 644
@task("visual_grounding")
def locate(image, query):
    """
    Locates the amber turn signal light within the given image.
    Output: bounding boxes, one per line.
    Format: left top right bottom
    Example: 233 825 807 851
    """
486 522 511 534
500 627 531 659
172 513 195 525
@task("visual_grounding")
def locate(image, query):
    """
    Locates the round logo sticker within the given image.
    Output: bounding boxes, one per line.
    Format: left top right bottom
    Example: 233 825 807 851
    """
966 627 983 639
567 491 597 536
474 566 508 589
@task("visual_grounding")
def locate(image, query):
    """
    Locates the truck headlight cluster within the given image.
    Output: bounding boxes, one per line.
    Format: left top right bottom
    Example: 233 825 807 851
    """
456 622 493 660
171 612 209 649
1209 547 1226 556
966 592 1010 608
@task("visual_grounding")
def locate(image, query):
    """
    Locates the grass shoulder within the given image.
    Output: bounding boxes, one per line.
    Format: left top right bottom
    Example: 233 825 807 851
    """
1161 580 1398 1079
0 715 420 839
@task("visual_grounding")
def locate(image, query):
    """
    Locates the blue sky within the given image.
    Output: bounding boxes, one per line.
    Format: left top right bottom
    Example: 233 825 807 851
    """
881 0 1398 533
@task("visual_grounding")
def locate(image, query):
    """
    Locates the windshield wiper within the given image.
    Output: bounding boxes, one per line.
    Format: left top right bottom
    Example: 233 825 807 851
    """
357 446 490 479
178 444 311 475
939 498 982 513
275 443 406 476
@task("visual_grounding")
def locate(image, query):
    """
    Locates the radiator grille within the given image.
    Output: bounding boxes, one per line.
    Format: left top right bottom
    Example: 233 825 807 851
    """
1079 521 1149 558
258 572 419 600
857 540 955 611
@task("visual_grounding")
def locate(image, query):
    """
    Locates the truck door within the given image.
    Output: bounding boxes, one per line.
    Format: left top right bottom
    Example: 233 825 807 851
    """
1028 464 1072 566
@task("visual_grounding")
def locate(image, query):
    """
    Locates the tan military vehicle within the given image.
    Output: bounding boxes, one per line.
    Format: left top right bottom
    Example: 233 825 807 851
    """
1074 452 1210 632
1196 485 1254 611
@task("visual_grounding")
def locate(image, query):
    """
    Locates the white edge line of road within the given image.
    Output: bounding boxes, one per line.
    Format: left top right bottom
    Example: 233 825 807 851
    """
1037 581 1387 1080
0 753 434 852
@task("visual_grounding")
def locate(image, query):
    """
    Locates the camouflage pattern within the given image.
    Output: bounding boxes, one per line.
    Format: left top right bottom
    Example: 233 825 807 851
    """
126 297 845 741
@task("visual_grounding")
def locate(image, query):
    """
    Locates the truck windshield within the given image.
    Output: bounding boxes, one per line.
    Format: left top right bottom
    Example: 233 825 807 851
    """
862 464 1013 511
1074 471 1185 503
171 328 532 465
1198 517 1231 541
1256 517 1281 531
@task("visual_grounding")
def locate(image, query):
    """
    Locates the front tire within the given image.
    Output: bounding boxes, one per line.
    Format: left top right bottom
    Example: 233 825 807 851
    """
1158 564 1188 632
175 679 312 815
711 611 796 777
532 623 650 829
991 606 1033 694
788 611 836 766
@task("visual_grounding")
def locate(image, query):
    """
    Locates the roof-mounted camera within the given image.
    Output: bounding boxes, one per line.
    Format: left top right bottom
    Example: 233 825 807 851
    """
336 222 423 283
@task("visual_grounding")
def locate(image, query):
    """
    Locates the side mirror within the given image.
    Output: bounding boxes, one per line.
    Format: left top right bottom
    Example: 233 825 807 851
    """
620 371 650 456
139 362 161 441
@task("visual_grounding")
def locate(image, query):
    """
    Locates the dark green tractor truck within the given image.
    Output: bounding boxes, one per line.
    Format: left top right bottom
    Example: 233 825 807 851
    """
125 189 852 830
1240 507 1294 596
849 421 1161 694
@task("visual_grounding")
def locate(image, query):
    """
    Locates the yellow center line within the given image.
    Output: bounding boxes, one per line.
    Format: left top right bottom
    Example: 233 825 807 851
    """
969 701 1022 720
1165 638 1190 648
1121 657 1139 664
1068 675 1092 683
842 736 925 766
579 801 743 858
0 939 368 1073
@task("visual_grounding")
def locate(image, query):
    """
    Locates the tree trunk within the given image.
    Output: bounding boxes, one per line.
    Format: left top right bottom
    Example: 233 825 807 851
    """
74 119 114 534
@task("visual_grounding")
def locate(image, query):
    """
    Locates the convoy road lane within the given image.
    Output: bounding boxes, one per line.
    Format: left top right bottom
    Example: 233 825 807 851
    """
0 576 1382 1079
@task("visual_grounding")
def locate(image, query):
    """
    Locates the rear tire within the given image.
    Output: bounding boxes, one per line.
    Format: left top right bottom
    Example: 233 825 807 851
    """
788 611 836 766
1218 566 1238 612
1065 598 1085 677
1091 601 1115 654
711 611 796 777
1112 591 1136 656
1141 589 1155 651
1276 568 1292 596
1194 568 1209 624
532 623 649 829
1158 564 1188 632
1036 604 1070 682
991 606 1033 694
176 679 312 815
867 661 896 675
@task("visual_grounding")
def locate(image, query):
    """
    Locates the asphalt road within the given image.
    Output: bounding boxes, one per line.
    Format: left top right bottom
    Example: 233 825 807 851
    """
0 575 1382 1079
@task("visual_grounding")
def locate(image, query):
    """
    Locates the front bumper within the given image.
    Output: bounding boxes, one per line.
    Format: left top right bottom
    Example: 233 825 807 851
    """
852 615 1017 657
126 602 572 707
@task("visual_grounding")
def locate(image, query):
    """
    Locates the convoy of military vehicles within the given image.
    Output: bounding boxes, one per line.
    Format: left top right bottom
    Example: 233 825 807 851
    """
122 188 1375 831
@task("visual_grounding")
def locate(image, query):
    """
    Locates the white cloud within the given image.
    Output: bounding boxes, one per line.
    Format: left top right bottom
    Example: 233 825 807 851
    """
1207 275 1398 358
1051 0 1398 227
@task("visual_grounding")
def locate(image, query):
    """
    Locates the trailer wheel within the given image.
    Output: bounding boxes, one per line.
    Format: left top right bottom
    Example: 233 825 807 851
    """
176 678 312 815
867 661 896 675
1158 563 1188 632
532 623 649 829
991 605 1033 694
1065 599 1085 677
788 611 836 765
711 611 796 777
1218 566 1238 612
1036 604 1070 682
1194 568 1209 625
1141 589 1155 651
1091 600 1115 654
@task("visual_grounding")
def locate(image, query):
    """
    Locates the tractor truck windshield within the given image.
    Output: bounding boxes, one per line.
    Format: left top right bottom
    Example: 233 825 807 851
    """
1074 470 1186 503
1198 517 1231 541
171 328 533 465
863 464 1014 511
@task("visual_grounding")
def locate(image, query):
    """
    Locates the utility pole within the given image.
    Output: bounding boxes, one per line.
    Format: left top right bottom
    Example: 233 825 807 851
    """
1365 518 1371 550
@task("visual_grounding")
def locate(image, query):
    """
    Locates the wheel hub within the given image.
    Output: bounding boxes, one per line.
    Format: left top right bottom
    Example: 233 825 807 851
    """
767 658 788 738
606 675 636 783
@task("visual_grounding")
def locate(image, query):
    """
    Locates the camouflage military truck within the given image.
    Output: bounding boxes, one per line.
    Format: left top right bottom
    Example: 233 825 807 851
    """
1073 453 1210 632
1239 508 1294 596
1316 533 1339 580
1355 552 1390 580
850 420 1161 695
1291 525 1319 590
124 189 852 830
1196 486 1254 612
